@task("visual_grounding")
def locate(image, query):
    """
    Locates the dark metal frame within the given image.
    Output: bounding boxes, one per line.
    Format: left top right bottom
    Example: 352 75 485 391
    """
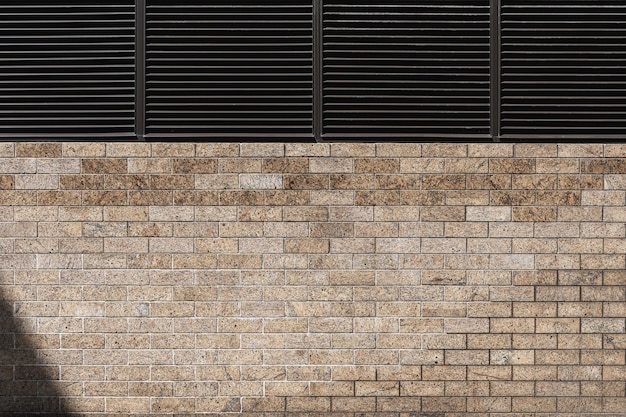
1 0 624 142
490 0 501 142
136 0 146 140
313 0 324 142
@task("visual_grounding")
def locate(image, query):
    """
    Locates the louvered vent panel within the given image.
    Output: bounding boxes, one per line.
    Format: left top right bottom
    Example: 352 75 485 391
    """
145 0 313 137
322 0 491 138
0 1 136 137
501 0 626 137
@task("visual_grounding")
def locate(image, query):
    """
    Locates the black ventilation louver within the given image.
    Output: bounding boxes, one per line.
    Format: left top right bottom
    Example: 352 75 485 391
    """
501 0 626 138
321 0 492 138
0 1 136 138
145 0 314 138
0 1 625 141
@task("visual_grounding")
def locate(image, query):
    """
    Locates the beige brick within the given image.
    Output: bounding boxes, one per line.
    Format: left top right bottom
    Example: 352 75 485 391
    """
491 381 535 396
377 396 422 412
604 270 626 285
331 397 376 412
513 365 557 381
421 206 465 222
422 174 465 190
279 143 327 158
512 397 556 412
581 254 625 269
309 157 352 173
558 238 603 255
467 173 511 190
422 334 466 350
453 188 493 205
322 207 366 224
445 286 489 303
540 371 588 392
421 302 465 317
309 253 354 269
535 254 580 270
536 318 579 333
465 206 511 222
555 272 598 288
581 350 625 365
581 381 626 396
490 349 534 365
393 318 436 334
512 174 557 190
489 222 534 238
446 222 487 240
558 334 602 350
604 301 626 317
444 350 488 366
513 143 558 158
468 396 512 412
310 190 354 206
353 349 398 365
491 318 535 333
444 318 489 334
401 381 444 396
582 318 626 333
558 365 603 381
535 286 579 303
15 174 59 190
330 238 375 254
536 157 579 173
287 397 331 412
489 254 534 270
557 302 602 318
513 302 556 317
423 143 467 157
376 174 420 191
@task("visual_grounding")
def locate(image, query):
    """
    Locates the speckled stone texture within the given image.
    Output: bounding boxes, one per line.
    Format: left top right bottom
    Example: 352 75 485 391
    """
0 142 625 416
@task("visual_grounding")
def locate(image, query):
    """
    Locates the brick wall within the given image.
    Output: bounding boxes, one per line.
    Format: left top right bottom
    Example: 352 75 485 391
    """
1 141 625 416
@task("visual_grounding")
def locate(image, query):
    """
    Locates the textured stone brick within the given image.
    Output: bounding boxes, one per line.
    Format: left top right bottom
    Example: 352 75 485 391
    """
172 158 217 174
0 175 14 190
515 144 558 157
37 158 81 174
369 177 413 194
3 143 626 416
583 158 626 173
537 157 580 173
467 174 511 190
0 158 37 173
81 158 127 174
490 158 535 174
490 190 536 206
310 158 352 173
423 143 467 157
284 174 328 190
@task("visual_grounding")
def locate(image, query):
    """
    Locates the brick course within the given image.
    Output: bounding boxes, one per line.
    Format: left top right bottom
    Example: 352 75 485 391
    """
0 142 625 415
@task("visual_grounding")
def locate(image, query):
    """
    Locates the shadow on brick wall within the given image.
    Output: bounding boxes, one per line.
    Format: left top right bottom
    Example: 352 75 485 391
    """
0 298 70 416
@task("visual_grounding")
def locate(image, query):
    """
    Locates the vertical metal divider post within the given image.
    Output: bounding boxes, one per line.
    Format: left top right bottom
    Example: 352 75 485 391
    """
313 0 324 142
136 0 146 140
490 0 501 141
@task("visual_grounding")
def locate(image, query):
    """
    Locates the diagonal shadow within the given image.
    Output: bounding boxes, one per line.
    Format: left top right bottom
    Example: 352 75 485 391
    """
0 295 70 416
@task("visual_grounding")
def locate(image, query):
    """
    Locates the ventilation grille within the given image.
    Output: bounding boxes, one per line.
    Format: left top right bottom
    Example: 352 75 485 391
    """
145 0 313 138
0 1 136 137
322 0 491 138
501 0 626 137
